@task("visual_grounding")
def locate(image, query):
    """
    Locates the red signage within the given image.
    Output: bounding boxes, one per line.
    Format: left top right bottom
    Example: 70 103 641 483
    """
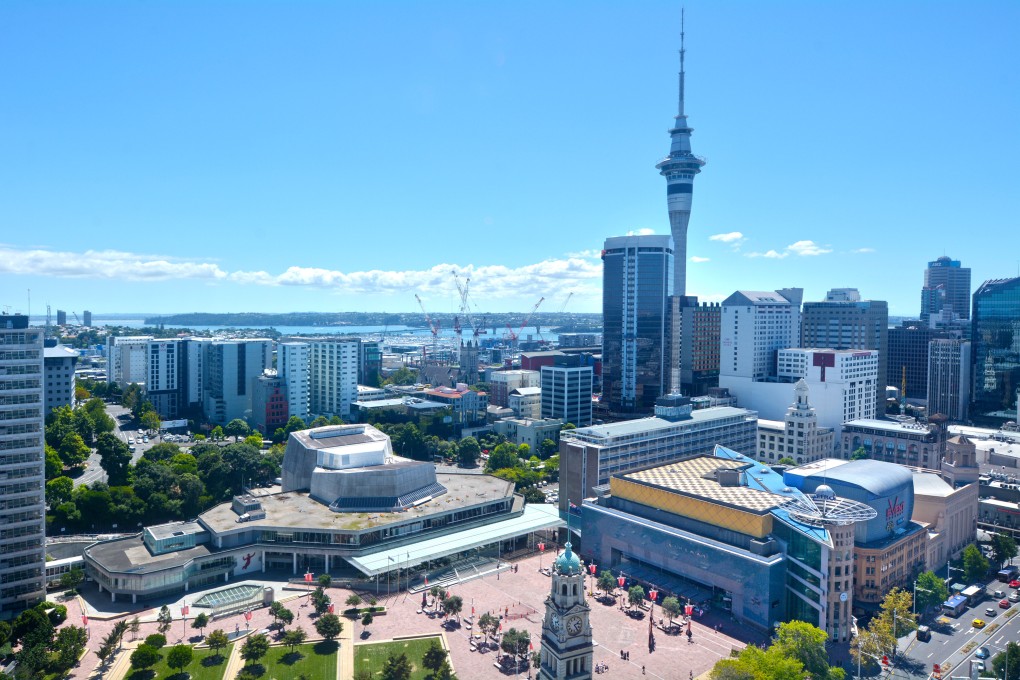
886 496 905 520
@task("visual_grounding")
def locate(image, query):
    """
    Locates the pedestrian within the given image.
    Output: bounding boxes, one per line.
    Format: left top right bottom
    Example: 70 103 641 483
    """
690 670 694 680
642 665 646 675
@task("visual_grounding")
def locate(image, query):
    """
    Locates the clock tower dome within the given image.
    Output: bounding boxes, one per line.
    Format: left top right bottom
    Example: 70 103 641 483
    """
538 542 594 679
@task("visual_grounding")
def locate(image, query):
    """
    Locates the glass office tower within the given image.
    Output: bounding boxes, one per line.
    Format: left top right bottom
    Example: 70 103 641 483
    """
601 234 673 414
971 277 1020 425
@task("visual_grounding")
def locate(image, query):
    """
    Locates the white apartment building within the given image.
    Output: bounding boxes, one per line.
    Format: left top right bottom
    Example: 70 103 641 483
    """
203 339 273 425
754 380 835 466
308 340 358 419
927 339 971 423
720 289 803 381
43 344 78 413
722 348 878 442
508 386 542 420
185 337 212 411
106 336 153 388
489 370 540 407
0 315 47 617
493 417 562 452
540 362 593 427
277 342 310 422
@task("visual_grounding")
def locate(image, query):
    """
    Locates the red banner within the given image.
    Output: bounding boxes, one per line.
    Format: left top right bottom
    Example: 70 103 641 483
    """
244 610 252 621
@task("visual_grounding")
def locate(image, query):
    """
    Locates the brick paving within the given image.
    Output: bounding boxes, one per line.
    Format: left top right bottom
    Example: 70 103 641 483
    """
54 552 763 679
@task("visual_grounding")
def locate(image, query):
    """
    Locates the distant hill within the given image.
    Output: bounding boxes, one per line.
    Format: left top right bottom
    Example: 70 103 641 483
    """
144 311 602 331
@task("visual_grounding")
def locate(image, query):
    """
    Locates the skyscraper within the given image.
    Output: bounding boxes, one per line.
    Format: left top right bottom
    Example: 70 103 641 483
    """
655 12 705 296
0 314 46 617
921 256 971 323
601 234 673 414
801 288 889 416
971 277 1020 425
927 339 971 422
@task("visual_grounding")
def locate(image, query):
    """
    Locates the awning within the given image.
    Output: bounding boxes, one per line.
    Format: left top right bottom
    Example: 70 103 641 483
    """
348 503 564 577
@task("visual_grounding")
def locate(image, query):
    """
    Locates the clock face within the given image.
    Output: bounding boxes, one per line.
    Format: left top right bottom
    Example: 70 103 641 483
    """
566 616 582 635
840 592 848 602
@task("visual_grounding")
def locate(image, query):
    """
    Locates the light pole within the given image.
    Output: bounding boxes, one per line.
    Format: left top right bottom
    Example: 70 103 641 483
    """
913 580 933 618
947 563 964 583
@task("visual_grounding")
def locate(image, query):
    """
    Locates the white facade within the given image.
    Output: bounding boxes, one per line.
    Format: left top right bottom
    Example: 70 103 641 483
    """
185 337 212 409
308 340 358 419
493 418 562 452
754 380 835 465
540 364 593 427
203 339 273 425
723 348 878 440
927 339 971 422
489 370 540 407
106 335 153 388
277 342 310 422
720 289 802 381
508 386 542 420
43 344 78 413
0 316 47 615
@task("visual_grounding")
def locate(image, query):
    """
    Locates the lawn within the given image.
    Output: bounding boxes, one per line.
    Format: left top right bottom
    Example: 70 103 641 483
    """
354 636 444 680
126 644 233 680
244 640 339 679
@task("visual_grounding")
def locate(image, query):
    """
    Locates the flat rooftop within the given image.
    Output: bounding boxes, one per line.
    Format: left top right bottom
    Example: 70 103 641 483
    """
146 521 204 540
87 536 212 574
618 456 783 513
200 472 514 533
564 407 755 442
843 419 936 436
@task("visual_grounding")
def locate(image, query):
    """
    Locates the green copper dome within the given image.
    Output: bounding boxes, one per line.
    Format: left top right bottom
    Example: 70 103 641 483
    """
554 542 582 575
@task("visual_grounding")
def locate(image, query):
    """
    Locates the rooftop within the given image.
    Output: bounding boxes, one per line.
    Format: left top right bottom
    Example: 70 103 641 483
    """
911 470 955 498
563 406 755 442
619 456 783 513
843 419 936 436
86 535 212 574
43 344 79 360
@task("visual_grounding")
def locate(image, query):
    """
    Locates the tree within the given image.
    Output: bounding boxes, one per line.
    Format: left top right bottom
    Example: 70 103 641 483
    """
850 446 870 461
992 641 1020 680
315 613 343 640
442 594 463 620
143 441 181 462
53 625 89 671
283 627 307 652
0 621 9 648
485 443 523 472
210 425 224 440
362 611 374 628
96 643 114 666
46 476 74 507
383 366 418 386
773 620 843 680
141 409 162 433
457 437 481 467
14 643 49 680
310 416 330 428
167 644 193 674
478 612 499 640
225 418 251 441
354 670 374 680
523 486 546 504
992 533 1019 569
500 628 531 663
346 593 363 608
12 607 53 648
192 612 210 635
429 586 447 611
432 658 457 680
914 570 950 614
318 573 332 588
382 652 414 680
539 438 558 459
628 584 645 609
311 586 331 614
145 633 167 649
661 596 682 627
422 640 449 674
129 616 141 641
45 445 64 479
597 570 616 598
58 432 91 468
59 566 85 592
776 456 796 466
240 633 270 666
712 644 807 680
963 543 990 582
206 629 230 659
877 587 917 639
157 604 174 634
130 644 161 671
96 432 132 485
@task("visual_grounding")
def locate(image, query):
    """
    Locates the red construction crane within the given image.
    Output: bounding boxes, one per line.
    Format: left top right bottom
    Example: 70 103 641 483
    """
506 297 545 343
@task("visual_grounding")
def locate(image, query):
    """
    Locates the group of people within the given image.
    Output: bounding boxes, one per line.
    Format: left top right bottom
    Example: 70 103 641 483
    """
595 662 610 674
619 649 631 660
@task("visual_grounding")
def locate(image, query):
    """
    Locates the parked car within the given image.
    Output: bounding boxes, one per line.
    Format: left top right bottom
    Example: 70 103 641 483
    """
1009 579 1020 589
976 647 991 659
994 589 1006 599
1010 591 1020 602
973 618 987 628
985 607 997 617
1000 599 1010 609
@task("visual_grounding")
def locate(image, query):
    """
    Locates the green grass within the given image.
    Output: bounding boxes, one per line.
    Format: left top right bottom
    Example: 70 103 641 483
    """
126 644 233 680
354 636 444 680
243 640 339 680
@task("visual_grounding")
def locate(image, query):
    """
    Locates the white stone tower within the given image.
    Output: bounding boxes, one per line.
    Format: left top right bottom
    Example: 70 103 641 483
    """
538 542 594 680
656 9 706 296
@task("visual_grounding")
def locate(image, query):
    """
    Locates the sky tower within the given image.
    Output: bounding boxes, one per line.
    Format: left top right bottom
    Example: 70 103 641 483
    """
656 10 706 296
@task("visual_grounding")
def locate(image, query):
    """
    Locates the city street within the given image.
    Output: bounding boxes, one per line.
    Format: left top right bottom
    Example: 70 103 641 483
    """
73 403 158 487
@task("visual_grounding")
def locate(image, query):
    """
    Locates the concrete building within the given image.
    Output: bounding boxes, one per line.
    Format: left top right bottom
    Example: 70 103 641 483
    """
888 321 936 401
489 370 540 408
43 342 79 413
308 339 359 420
971 277 1020 426
145 339 185 420
422 384 487 426
277 342 310 422
601 234 674 415
921 256 971 323
720 289 802 382
557 333 600 348
541 355 593 427
840 419 941 468
559 393 756 512
106 335 153 389
669 296 721 396
493 418 562 452
927 339 971 422
940 434 981 487
83 424 563 603
55 310 66 326
754 380 834 465
911 468 978 571
203 339 273 425
722 348 879 440
357 340 382 387
537 541 594 680
801 288 888 416
0 314 47 618
508 386 542 420
251 374 288 435
184 337 212 413
582 447 870 640
82 310 92 327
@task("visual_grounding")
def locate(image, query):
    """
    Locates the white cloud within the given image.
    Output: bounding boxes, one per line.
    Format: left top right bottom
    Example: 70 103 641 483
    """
689 256 710 263
709 231 744 243
0 245 603 301
747 249 788 259
852 247 876 254
786 240 832 257
625 228 656 236
565 248 602 260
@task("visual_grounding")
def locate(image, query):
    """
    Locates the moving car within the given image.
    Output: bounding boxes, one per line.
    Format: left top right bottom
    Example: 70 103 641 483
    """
985 607 997 617
972 618 987 628
976 647 991 659
1010 579 1020 589
1000 599 1010 608
1011 591 1020 602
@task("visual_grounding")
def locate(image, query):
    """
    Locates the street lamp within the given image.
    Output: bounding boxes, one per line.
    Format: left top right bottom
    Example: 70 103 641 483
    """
913 580 933 618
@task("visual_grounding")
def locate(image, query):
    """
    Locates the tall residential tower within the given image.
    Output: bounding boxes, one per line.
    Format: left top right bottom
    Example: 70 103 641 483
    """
655 11 705 296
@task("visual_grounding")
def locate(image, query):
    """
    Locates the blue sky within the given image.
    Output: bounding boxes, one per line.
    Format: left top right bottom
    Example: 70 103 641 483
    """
0 1 1016 317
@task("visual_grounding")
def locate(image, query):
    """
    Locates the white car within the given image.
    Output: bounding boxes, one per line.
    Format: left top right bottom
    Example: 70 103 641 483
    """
128 438 134 444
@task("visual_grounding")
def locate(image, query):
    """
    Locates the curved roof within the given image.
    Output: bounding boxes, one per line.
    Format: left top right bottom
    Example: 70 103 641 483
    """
554 542 582 575
823 459 914 497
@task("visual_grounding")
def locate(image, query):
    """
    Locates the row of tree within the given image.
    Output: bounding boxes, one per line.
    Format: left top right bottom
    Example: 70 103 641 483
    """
712 621 845 680
1 603 88 679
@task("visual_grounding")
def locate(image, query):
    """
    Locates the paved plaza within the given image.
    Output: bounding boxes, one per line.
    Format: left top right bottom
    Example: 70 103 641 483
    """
54 551 762 679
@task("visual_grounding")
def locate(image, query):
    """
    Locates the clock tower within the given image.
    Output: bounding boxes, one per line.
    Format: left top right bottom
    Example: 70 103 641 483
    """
538 542 594 679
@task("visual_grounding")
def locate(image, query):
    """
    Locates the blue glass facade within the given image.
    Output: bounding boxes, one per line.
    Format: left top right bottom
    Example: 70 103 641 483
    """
971 277 1020 425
